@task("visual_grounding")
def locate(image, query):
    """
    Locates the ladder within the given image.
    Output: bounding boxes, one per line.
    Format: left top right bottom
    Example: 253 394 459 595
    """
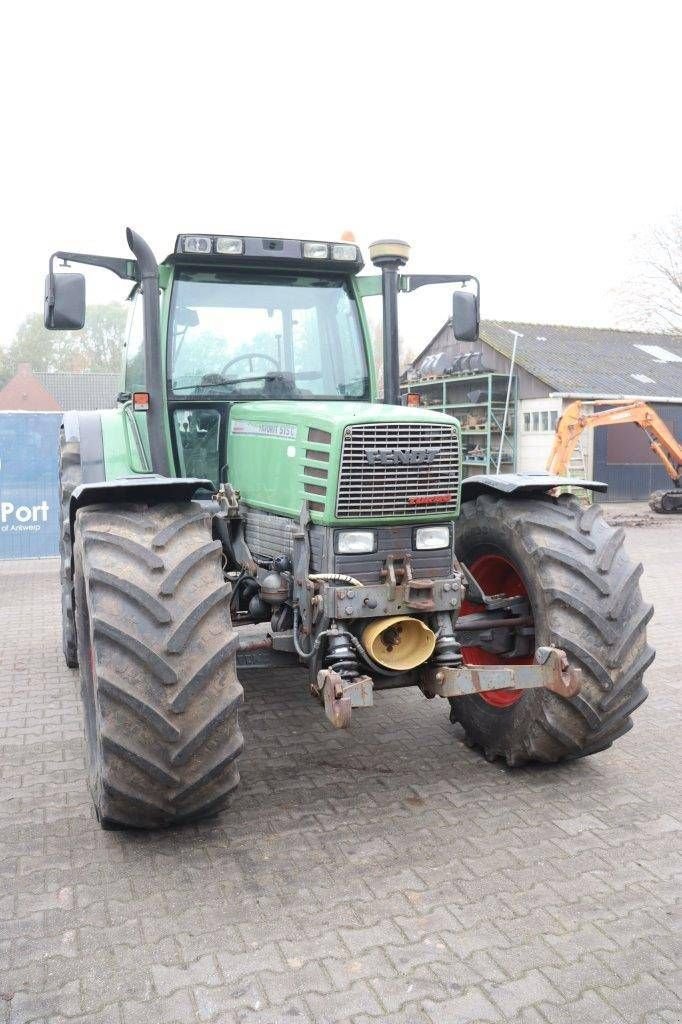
567 436 588 478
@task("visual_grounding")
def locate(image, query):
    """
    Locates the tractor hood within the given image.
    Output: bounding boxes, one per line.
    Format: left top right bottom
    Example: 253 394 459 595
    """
227 401 461 525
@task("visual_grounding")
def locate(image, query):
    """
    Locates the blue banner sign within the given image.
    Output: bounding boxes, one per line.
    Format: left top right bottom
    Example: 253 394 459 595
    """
0 412 62 559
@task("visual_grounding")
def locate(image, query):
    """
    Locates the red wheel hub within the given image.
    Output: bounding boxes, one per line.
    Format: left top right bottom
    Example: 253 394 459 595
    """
460 553 533 708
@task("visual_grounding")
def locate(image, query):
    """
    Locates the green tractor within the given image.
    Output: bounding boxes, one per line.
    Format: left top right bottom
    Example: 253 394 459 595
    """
46 229 653 830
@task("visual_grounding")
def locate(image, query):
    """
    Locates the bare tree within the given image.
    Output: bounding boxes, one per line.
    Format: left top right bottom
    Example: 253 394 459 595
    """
615 214 682 333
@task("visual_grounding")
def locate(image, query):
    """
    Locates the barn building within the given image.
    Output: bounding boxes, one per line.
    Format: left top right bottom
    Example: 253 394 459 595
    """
404 321 682 501
0 363 119 412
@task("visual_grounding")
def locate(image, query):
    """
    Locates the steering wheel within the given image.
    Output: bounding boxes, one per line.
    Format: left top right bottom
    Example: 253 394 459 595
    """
221 352 280 376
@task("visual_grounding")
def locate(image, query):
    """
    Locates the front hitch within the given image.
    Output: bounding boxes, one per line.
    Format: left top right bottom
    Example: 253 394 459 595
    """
420 646 582 700
313 669 374 728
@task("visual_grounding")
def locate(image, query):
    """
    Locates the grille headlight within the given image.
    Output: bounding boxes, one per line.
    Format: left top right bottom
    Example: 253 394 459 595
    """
336 530 376 554
414 525 450 550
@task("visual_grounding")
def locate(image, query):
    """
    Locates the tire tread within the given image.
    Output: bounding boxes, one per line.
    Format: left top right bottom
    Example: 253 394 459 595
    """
450 494 652 765
74 501 243 829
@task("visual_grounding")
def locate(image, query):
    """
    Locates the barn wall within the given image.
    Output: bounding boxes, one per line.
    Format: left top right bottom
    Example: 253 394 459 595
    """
593 402 682 501
517 396 564 472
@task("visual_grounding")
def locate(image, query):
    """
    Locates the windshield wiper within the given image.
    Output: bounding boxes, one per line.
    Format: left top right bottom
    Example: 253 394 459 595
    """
173 370 320 391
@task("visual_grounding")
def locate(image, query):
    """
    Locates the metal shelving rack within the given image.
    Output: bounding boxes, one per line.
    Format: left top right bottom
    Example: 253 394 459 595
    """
401 372 517 478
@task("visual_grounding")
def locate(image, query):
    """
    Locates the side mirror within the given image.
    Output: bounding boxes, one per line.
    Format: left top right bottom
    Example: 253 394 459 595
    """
452 289 479 342
44 272 86 330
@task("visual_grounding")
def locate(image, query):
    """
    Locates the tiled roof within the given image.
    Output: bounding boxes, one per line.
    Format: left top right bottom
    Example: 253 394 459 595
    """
33 371 120 411
483 322 682 397
412 321 682 398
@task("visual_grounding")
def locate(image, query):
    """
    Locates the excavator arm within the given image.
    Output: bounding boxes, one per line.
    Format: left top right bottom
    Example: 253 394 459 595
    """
547 399 682 487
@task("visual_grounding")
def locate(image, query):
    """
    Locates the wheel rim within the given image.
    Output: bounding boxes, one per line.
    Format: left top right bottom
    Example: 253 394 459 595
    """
460 553 533 708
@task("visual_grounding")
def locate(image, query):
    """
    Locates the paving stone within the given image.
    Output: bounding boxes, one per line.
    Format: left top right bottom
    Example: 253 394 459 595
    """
323 947 399 989
121 991 196 1024
151 955 222 997
370 973 449 1011
489 936 565 980
544 923 614 960
598 973 681 1022
488 968 563 1016
8 981 80 1024
216 945 286 985
259 962 332 1004
355 1009 431 1024
385 937 453 972
422 986 500 1023
305 980 384 1022
541 954 626 1002
394 908 460 942
278 933 347 966
539 989 632 1024
27 1008 123 1024
193 981 262 1020
552 813 608 835
1 523 681 1024
338 919 404 955
234 1002 311 1024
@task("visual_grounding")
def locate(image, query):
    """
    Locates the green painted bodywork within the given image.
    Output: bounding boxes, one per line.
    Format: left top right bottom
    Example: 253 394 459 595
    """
101 260 462 527
228 400 461 525
101 409 133 479
100 406 151 479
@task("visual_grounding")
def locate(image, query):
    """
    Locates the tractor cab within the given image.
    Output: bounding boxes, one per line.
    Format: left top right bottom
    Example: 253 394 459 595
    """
158 236 371 489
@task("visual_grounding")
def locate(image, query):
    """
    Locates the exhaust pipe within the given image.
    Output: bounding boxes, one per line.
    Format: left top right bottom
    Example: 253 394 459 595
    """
362 615 436 671
126 228 171 477
369 239 411 406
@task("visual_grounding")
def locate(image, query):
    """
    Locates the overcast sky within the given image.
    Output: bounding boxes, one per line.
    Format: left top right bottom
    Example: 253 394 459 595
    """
2 0 680 350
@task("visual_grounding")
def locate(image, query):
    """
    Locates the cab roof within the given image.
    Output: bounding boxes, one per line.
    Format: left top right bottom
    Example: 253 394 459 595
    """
163 233 364 274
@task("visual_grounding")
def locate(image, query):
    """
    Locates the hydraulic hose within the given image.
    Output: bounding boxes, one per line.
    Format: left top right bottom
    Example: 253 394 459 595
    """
292 608 396 677
309 573 363 587
292 608 341 661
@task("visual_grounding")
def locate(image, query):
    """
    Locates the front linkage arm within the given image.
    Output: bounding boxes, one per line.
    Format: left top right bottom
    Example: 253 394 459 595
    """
315 646 581 730
420 646 582 701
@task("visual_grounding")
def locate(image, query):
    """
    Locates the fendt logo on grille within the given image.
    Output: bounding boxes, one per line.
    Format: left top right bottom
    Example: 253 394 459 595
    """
365 447 441 466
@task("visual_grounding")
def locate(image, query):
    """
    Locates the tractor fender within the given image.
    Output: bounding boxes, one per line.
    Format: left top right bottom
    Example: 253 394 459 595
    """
61 409 213 550
460 472 607 502
69 476 214 542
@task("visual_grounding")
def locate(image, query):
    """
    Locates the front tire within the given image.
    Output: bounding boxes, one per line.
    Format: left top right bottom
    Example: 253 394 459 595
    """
450 493 653 765
74 501 243 829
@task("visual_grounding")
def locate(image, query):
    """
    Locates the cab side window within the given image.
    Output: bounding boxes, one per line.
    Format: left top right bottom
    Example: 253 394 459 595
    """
173 408 221 487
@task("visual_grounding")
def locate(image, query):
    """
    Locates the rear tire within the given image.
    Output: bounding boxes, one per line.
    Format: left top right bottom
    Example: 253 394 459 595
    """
450 493 653 766
59 429 82 668
74 501 243 829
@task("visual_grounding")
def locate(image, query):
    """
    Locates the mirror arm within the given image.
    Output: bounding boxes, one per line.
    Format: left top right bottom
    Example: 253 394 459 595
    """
46 251 139 321
399 273 479 303
48 250 138 284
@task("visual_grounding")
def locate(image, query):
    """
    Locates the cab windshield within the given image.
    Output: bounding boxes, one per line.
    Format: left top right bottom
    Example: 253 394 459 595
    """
169 270 369 400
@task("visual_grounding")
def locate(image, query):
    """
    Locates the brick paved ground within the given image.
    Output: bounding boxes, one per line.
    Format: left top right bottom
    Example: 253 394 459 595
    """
1 518 680 1023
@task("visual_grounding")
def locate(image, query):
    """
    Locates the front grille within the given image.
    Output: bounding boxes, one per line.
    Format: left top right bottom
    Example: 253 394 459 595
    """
336 422 460 518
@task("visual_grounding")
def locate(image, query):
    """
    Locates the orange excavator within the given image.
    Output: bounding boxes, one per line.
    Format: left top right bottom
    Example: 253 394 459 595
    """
547 399 682 514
